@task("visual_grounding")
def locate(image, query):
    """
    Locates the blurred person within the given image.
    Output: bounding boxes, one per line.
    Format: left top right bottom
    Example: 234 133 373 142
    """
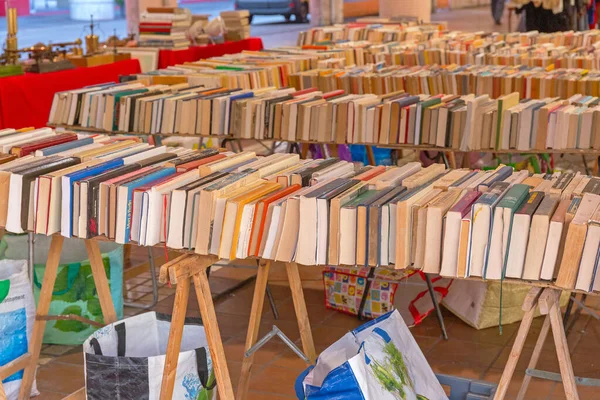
492 0 506 24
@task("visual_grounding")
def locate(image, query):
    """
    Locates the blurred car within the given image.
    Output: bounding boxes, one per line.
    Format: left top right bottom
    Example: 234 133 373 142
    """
234 0 309 23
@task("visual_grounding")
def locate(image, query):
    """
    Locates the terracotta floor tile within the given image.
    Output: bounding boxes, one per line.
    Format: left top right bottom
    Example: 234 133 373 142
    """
310 325 355 347
253 320 302 343
414 335 442 355
247 391 296 399
249 365 302 397
40 344 75 357
572 320 600 355
215 286 274 317
36 362 85 394
261 299 336 326
216 312 251 338
33 391 65 400
570 351 600 378
317 310 366 330
270 348 313 371
427 338 504 368
409 313 457 338
429 361 482 381
226 360 245 391
491 345 560 372
549 383 600 399
482 368 556 399
126 285 154 294
223 337 288 365
54 350 84 365
444 320 518 347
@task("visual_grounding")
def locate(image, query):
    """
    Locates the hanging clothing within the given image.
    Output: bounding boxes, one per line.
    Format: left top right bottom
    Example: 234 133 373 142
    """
516 1 571 32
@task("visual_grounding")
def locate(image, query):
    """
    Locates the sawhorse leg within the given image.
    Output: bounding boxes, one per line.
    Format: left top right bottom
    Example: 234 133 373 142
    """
494 288 579 400
18 236 117 399
160 254 234 400
237 261 316 400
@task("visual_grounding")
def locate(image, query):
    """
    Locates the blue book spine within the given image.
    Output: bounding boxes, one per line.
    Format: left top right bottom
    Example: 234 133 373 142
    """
66 158 125 234
123 167 176 243
41 138 94 156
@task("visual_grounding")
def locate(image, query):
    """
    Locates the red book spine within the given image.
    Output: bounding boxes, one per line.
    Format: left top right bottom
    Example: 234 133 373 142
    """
139 27 172 33
19 134 78 157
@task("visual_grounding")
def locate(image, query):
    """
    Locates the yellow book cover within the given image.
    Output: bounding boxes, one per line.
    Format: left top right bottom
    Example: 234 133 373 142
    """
227 181 281 260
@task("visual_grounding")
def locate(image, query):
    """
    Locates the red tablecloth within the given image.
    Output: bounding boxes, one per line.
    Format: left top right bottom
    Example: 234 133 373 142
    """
157 38 264 69
0 59 142 129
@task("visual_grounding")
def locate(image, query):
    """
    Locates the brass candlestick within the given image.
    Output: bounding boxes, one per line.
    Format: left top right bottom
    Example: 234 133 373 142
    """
5 7 19 64
85 15 100 55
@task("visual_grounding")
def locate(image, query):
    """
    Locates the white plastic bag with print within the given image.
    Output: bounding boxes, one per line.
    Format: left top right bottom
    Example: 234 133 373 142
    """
302 310 447 399
0 259 38 400
83 311 216 400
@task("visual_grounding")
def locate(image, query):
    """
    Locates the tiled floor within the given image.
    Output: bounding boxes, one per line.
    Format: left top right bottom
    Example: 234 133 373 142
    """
34 244 600 400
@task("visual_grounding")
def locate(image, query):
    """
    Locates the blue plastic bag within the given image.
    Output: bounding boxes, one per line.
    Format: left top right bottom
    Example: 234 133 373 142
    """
297 310 448 400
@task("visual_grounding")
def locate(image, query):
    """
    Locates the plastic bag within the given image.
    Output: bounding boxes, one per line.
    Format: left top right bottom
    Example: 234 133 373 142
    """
298 310 448 400
84 311 216 400
0 259 38 400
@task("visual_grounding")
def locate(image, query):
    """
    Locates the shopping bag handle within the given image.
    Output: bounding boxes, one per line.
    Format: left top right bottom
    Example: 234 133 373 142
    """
195 347 217 390
33 262 81 295
88 322 126 357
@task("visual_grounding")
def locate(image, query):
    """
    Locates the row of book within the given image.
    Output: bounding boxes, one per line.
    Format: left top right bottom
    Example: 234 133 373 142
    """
0 135 597 292
297 22 446 46
48 78 600 151
288 64 600 100
138 7 191 49
298 26 600 68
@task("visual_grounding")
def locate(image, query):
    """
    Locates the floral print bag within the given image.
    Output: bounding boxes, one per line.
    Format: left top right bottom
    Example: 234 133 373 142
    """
298 310 448 400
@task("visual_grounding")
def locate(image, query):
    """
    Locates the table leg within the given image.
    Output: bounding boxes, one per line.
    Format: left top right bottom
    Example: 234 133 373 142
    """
516 315 551 400
237 260 272 400
19 235 64 399
548 292 579 400
193 270 235 400
160 277 191 399
493 287 542 400
285 262 316 363
84 239 117 324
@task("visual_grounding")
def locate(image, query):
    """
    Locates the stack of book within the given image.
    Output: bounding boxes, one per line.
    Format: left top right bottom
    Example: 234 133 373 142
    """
220 10 251 41
0 145 597 292
48 79 600 151
138 7 191 49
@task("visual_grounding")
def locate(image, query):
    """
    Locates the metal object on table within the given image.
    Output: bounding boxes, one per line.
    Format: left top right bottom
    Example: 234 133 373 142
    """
124 247 159 309
245 325 310 364
85 15 100 55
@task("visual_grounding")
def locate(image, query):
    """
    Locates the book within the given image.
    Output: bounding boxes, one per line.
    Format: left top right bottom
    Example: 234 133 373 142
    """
485 184 530 280
555 193 600 289
468 181 510 277
574 206 600 291
539 199 572 280
439 191 481 277
521 195 560 280
504 191 545 278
